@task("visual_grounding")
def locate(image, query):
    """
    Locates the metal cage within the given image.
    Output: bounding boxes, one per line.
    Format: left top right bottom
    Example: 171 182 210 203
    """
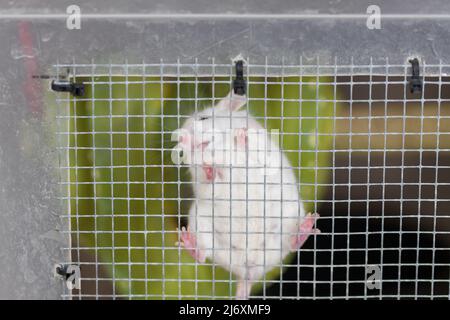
53 58 450 299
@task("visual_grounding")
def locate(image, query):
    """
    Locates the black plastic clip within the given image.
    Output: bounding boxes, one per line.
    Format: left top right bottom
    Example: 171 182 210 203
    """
54 263 81 289
408 58 423 94
54 263 71 278
51 80 85 97
233 60 246 95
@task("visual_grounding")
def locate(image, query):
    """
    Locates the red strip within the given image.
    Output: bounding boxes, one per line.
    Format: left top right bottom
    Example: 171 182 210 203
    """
18 21 42 115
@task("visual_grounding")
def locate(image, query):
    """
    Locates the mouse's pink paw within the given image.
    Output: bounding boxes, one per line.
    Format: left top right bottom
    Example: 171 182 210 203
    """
290 213 321 252
176 226 206 263
203 165 216 181
202 164 224 182
234 128 248 149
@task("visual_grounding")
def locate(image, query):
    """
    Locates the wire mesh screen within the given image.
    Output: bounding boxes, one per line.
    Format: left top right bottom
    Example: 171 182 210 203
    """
54 59 450 300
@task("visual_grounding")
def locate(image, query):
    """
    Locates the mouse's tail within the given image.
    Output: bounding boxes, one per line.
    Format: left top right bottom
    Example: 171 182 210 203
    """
236 280 253 300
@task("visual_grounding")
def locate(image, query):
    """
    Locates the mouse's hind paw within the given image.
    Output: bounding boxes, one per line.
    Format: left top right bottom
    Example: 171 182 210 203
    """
290 213 321 252
176 226 206 263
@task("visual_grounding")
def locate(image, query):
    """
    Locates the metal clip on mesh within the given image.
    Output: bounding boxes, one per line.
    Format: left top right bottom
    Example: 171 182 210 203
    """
51 80 85 97
408 58 423 94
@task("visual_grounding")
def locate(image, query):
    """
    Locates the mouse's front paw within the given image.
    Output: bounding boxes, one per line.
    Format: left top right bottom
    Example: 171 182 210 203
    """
202 164 224 182
176 226 206 263
234 128 248 149
290 213 321 252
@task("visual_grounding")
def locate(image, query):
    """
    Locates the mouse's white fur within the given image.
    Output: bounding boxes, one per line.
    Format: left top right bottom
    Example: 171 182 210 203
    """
176 92 307 299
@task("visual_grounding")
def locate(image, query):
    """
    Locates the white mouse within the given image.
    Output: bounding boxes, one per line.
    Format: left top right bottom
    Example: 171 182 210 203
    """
174 91 320 300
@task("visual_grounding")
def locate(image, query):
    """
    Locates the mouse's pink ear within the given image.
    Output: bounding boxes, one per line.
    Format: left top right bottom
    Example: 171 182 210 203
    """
216 91 247 112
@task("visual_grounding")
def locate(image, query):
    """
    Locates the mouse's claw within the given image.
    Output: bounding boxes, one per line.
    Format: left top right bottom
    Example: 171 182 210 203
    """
290 213 320 252
177 226 206 263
